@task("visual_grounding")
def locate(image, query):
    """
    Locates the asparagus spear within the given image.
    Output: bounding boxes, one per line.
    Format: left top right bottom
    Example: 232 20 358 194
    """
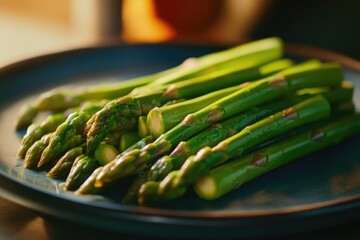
23 133 52 168
47 146 83 178
122 85 352 202
146 59 294 137
86 58 287 154
138 95 331 205
148 37 283 86
48 135 122 179
94 143 120 166
37 100 110 167
94 62 342 187
124 95 307 202
15 105 39 130
16 73 161 130
75 167 104 195
15 37 282 130
120 131 141 152
36 75 157 112
76 135 154 194
17 112 68 158
194 114 360 200
146 85 247 138
18 124 44 158
36 38 280 112
65 154 99 191
102 131 122 147
176 96 330 183
137 116 148 138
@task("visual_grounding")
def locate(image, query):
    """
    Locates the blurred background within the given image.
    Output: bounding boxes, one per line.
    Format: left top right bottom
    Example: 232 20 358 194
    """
1 0 359 67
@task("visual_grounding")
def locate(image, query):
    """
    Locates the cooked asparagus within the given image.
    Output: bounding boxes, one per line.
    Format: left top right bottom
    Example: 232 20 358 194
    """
138 95 331 205
194 114 360 200
94 62 342 188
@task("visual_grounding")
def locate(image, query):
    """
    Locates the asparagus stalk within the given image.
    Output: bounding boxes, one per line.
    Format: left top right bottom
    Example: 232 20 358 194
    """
75 167 104 195
148 37 283 86
65 154 99 191
124 95 306 202
119 131 141 152
146 84 247 138
15 37 282 130
18 124 44 158
146 59 294 138
37 100 110 167
23 133 52 168
86 58 287 154
122 85 352 202
50 135 154 189
194 114 360 200
15 105 39 130
175 96 331 184
94 62 342 187
17 112 68 158
36 75 157 112
102 131 122 147
94 143 120 166
138 116 149 138
47 146 83 178
36 38 281 112
16 73 161 130
76 135 155 194
138 95 331 205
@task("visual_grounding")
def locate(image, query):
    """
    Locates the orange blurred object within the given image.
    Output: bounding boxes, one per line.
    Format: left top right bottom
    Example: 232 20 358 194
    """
121 0 270 44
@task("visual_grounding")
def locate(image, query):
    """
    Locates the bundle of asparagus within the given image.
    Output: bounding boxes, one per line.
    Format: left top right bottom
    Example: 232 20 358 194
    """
15 37 360 207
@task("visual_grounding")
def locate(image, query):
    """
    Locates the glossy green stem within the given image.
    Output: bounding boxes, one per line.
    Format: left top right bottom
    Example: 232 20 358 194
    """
15 105 39 130
38 100 109 167
94 62 342 188
65 154 99 191
47 146 83 178
149 37 283 86
173 95 330 185
146 59 294 137
120 131 141 152
23 133 52 168
76 135 155 194
123 85 351 202
138 95 331 205
35 74 156 112
86 58 287 154
137 116 149 138
194 114 360 200
123 95 307 202
94 143 119 166
17 112 68 158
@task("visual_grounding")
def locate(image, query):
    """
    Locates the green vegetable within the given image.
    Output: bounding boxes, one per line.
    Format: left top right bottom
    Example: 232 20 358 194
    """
37 100 109 167
85 39 284 154
23 133 52 169
15 105 38 130
17 112 68 158
120 131 141 152
76 135 155 194
47 146 83 178
94 62 342 189
138 95 331 205
137 116 149 138
123 85 352 202
94 143 120 166
194 114 360 200
65 154 99 191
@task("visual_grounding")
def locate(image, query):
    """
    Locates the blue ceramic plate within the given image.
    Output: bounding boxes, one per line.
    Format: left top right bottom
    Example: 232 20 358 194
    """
0 43 360 239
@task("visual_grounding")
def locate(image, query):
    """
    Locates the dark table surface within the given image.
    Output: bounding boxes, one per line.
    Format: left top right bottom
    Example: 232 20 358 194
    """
1 196 360 240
